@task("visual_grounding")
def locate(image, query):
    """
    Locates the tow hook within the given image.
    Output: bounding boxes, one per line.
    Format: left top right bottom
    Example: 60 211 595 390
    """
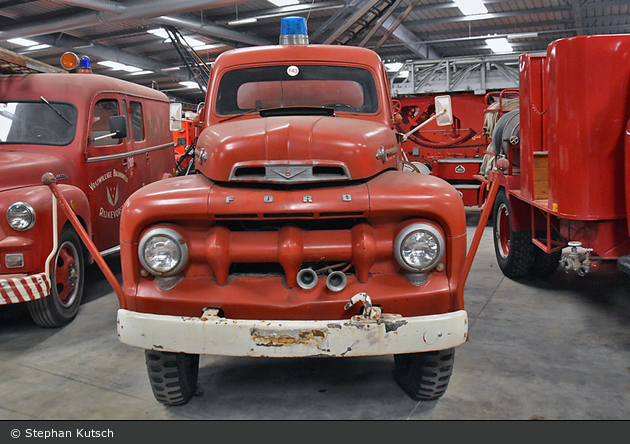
561 241 593 276
344 293 403 322
345 292 381 319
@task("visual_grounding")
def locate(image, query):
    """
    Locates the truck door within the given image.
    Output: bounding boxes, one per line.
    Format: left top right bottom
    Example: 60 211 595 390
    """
86 97 133 251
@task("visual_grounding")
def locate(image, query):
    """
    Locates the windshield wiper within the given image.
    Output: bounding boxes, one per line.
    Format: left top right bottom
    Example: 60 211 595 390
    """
40 96 71 125
219 108 260 123
259 106 335 117
220 106 335 122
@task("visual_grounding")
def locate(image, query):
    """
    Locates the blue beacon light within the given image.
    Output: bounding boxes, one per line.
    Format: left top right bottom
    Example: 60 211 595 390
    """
279 17 309 45
78 56 92 73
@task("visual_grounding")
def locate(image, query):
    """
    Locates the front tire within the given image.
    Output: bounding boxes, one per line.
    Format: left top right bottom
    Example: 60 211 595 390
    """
28 226 85 327
394 348 455 401
145 350 199 406
492 188 534 278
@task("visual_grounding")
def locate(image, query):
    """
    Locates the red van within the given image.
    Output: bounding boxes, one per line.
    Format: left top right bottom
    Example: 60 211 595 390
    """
0 67 175 327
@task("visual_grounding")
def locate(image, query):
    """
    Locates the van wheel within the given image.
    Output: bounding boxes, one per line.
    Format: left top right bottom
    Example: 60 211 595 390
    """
145 350 199 406
28 227 84 327
394 348 455 401
492 188 534 278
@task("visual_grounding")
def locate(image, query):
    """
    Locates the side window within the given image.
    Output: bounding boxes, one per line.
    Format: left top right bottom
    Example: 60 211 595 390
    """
122 99 131 143
91 99 120 147
129 101 144 141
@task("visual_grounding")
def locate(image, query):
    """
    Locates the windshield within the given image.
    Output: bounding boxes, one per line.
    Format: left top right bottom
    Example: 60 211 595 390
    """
216 65 379 115
0 101 78 146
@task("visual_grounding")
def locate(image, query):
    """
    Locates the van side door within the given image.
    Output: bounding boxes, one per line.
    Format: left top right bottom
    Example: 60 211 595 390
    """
85 97 133 251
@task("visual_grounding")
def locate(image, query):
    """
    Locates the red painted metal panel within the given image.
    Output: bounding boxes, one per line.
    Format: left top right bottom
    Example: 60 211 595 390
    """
546 35 630 219
518 54 546 202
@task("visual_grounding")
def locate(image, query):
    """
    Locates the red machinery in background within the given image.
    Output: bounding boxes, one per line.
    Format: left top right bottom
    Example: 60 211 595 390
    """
394 91 518 207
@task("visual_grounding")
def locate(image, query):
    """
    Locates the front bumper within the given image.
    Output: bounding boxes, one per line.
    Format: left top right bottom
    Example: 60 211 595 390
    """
117 307 468 357
0 272 51 305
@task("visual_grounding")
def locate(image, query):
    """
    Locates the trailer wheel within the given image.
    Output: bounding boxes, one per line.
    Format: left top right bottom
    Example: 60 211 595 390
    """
394 348 455 401
145 350 199 406
28 227 84 327
492 188 534 278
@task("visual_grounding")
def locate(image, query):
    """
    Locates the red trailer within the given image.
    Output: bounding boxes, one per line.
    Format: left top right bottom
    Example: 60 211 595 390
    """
477 34 630 279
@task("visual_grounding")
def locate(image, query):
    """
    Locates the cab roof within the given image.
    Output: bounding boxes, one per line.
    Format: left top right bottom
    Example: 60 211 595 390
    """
0 72 169 103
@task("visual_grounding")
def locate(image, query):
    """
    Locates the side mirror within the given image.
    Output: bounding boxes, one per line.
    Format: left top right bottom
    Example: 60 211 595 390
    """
109 115 127 139
170 102 183 131
434 95 453 126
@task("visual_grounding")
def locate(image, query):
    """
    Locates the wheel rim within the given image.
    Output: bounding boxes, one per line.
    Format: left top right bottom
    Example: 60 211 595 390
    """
54 240 80 308
496 203 511 259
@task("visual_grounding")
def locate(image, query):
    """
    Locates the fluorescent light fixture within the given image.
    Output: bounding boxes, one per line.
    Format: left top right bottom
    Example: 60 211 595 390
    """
228 17 258 26
98 60 143 72
507 32 538 40
453 0 487 16
385 62 404 72
129 70 154 76
23 44 51 51
148 28 169 39
147 28 210 49
194 43 224 51
8 38 40 47
267 0 299 6
485 37 513 53
180 81 199 89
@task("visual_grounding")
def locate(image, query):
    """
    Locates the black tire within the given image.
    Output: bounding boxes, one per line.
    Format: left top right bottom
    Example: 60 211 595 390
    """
394 348 455 401
492 188 534 278
145 350 199 406
28 226 84 327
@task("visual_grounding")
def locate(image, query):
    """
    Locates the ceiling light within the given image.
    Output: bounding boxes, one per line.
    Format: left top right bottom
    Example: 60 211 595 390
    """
453 0 487 16
485 38 513 54
267 0 300 6
507 32 538 40
8 38 40 47
147 28 208 49
385 62 404 72
129 70 154 76
98 61 143 72
193 43 225 51
180 81 199 89
228 18 258 26
23 44 51 51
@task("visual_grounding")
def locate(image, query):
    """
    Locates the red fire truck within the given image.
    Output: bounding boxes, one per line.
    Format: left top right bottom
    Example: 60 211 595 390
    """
0 52 175 327
477 34 630 279
103 17 473 406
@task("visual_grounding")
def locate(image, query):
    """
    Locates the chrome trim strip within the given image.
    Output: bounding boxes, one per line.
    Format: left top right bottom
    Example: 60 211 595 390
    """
87 142 174 163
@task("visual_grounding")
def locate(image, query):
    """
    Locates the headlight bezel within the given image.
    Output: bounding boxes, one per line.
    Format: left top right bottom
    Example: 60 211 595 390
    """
138 227 188 277
394 223 445 272
6 201 36 231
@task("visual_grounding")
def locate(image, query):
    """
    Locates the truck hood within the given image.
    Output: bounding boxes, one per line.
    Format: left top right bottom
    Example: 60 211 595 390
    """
196 115 399 183
0 150 71 192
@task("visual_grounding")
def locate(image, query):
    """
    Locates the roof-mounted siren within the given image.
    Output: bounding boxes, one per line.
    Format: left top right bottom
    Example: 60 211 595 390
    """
60 52 92 73
279 17 309 45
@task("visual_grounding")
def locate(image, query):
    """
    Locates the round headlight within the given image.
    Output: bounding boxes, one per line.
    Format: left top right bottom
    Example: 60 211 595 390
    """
394 223 444 272
7 202 36 231
138 228 188 277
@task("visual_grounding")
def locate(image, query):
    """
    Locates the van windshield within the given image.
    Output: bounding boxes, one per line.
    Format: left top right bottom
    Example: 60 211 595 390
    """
0 101 77 146
216 65 379 116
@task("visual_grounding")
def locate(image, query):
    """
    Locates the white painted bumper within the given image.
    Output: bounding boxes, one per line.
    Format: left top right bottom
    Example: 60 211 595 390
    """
117 309 468 357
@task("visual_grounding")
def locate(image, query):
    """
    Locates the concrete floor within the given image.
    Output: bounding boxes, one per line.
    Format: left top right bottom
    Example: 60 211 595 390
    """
1 211 630 420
